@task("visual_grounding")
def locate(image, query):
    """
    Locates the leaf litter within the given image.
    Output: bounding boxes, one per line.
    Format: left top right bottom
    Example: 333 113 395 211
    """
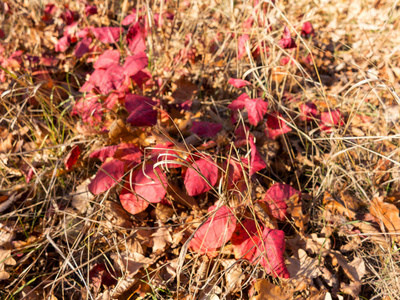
1 0 400 299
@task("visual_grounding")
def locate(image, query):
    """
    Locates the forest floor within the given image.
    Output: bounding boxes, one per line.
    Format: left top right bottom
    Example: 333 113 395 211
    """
1 0 400 299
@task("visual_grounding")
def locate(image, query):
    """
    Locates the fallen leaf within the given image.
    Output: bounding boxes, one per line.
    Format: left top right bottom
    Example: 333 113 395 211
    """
370 196 400 240
91 27 122 44
152 226 172 253
88 159 125 195
265 112 292 140
0 249 16 281
260 183 301 221
93 50 120 69
250 279 293 300
228 78 251 88
189 205 236 256
184 155 219 196
64 145 81 171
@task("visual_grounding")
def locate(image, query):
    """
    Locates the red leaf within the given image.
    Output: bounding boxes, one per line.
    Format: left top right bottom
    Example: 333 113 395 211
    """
228 93 248 111
122 164 167 210
228 93 268 126
232 220 289 278
64 145 81 171
238 34 250 59
115 143 142 165
320 109 344 132
89 159 125 195
122 12 137 26
55 35 70 52
44 3 57 15
0 29 5 39
94 50 120 69
91 27 122 44
71 93 102 125
99 64 126 94
249 139 266 175
89 145 119 162
184 156 218 196
224 158 244 188
265 112 292 140
299 102 318 121
260 183 301 220
85 4 97 16
189 205 236 255
228 78 251 88
123 52 148 77
191 121 222 138
151 142 181 168
125 94 157 126
75 37 92 58
245 98 268 126
301 21 315 37
278 27 296 49
126 22 146 54
120 181 149 215
131 70 152 87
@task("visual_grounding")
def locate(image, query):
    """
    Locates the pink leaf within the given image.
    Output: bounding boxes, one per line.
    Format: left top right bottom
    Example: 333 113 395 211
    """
99 64 126 94
299 102 318 121
123 52 148 77
125 94 157 126
89 145 119 162
94 50 120 69
91 27 122 44
55 35 70 52
189 205 236 255
228 78 251 88
224 158 244 188
184 156 218 196
278 27 296 49
75 37 92 58
88 159 125 195
126 22 146 54
238 34 250 59
231 220 289 278
249 139 266 175
72 93 102 125
64 145 81 171
245 98 268 126
122 13 137 26
44 3 57 15
122 164 167 210
228 93 248 111
320 109 344 132
191 121 222 138
265 112 292 140
301 21 315 37
260 183 301 220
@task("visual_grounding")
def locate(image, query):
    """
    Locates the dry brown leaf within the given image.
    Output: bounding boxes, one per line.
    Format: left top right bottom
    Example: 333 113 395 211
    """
72 179 94 214
155 203 175 222
220 259 245 294
0 249 16 281
323 191 356 220
152 226 172 253
250 279 293 300
370 196 400 241
330 251 364 283
110 252 154 298
287 194 309 233
288 249 324 279
104 201 132 228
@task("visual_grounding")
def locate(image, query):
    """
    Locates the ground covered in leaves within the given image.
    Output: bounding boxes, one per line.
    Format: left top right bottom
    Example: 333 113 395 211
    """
2 0 400 299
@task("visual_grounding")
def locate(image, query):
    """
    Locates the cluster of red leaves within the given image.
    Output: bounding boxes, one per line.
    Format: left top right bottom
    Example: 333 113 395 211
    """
49 0 344 283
